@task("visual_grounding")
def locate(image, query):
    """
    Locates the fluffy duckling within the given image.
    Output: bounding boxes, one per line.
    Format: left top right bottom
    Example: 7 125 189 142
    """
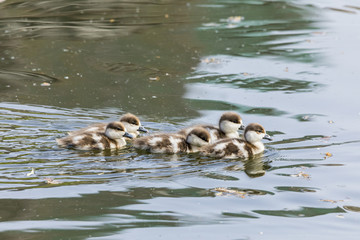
57 121 133 150
134 127 211 154
178 112 245 142
201 123 272 159
68 113 147 138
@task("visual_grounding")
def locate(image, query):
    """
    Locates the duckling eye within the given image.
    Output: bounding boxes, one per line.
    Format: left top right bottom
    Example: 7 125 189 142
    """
117 127 122 131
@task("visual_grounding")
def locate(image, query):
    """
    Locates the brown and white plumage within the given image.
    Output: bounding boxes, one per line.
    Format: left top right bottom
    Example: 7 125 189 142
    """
178 112 245 142
201 123 272 159
68 113 147 138
57 122 133 150
134 127 211 154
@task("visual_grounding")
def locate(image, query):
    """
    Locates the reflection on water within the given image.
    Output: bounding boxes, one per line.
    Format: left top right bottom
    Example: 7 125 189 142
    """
1 0 360 239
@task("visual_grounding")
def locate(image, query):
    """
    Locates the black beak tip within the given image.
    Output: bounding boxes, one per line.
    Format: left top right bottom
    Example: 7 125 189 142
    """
138 126 148 133
123 132 134 139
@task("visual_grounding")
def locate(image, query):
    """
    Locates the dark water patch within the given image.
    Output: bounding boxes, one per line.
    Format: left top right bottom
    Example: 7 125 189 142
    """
343 205 360 212
203 172 239 181
0 0 359 238
212 187 274 198
293 113 325 122
187 74 321 93
183 98 287 117
0 0 185 40
275 186 318 193
183 99 243 111
254 206 346 218
222 211 258 219
244 107 287 116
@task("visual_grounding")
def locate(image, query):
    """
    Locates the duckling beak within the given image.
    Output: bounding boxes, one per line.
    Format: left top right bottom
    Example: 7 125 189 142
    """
263 134 272 141
138 126 148 133
239 124 245 130
123 132 133 139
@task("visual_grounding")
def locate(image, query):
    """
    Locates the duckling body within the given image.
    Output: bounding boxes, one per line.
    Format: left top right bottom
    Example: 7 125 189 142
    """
57 122 133 150
178 112 244 142
68 113 147 138
201 123 272 159
134 127 210 154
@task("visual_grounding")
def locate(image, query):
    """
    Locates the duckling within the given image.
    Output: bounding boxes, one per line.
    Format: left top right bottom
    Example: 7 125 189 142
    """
178 112 245 142
133 127 211 154
68 113 147 138
201 123 272 159
57 121 133 150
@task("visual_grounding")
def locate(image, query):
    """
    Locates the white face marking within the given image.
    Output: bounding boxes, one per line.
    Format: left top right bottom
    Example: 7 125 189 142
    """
186 134 208 147
105 128 126 140
245 130 264 144
121 121 139 136
219 120 241 135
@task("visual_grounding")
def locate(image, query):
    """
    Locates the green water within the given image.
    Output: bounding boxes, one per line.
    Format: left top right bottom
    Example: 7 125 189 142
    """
1 0 360 239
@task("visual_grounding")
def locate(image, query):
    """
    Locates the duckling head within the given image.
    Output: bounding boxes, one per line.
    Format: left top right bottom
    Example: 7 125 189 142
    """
186 127 211 147
244 123 272 144
105 121 133 140
120 113 148 136
219 112 245 134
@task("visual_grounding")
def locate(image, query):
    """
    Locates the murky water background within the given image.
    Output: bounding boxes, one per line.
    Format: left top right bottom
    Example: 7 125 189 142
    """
1 0 360 239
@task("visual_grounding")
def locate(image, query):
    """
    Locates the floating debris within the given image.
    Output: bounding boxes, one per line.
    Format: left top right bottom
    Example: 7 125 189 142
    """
291 171 310 179
213 187 247 198
149 76 160 81
40 82 51 87
202 58 221 64
226 16 244 23
320 199 344 204
109 19 115 23
343 205 360 212
44 178 62 184
324 152 333 159
26 168 35 176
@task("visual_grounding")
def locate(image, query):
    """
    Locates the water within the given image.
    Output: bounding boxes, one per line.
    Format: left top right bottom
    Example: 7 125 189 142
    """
1 0 360 239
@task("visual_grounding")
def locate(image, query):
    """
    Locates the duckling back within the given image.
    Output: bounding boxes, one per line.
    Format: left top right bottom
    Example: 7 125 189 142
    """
57 121 131 150
178 125 225 143
201 138 254 159
67 113 147 138
133 133 188 154
56 132 123 150
68 123 106 136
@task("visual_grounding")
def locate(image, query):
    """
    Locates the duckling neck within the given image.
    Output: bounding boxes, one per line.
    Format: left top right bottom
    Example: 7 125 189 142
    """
188 145 201 152
105 129 127 146
225 132 240 138
129 131 139 138
249 141 265 155
115 138 127 146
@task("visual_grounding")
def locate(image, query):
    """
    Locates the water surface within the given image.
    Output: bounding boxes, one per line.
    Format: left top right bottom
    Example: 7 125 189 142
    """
1 0 360 239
